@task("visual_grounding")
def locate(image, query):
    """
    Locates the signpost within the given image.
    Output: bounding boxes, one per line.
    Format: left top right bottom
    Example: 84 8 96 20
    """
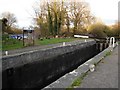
23 28 34 46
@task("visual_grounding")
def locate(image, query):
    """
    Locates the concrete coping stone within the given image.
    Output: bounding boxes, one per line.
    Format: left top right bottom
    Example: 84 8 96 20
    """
43 44 117 89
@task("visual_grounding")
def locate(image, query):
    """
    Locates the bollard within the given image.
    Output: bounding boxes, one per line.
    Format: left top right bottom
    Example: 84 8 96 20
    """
89 64 95 72
63 42 65 46
5 51 8 55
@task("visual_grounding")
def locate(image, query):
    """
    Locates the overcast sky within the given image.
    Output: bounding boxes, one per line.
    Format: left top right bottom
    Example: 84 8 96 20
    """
0 0 119 28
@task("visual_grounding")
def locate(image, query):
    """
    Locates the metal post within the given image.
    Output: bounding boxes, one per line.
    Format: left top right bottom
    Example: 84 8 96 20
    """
23 30 24 46
33 30 35 45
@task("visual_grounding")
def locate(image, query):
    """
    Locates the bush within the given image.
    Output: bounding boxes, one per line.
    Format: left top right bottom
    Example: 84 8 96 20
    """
88 23 109 38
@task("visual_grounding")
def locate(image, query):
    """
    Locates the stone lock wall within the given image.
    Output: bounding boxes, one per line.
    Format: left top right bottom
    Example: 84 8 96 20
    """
2 41 100 89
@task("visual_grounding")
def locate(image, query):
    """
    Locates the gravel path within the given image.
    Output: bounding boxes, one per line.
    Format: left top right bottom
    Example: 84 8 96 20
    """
2 39 93 56
78 46 118 88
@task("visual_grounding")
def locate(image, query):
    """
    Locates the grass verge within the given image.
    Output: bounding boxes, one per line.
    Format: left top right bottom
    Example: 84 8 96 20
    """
36 38 79 45
104 51 111 57
118 42 120 45
66 71 88 90
2 38 23 51
2 38 83 51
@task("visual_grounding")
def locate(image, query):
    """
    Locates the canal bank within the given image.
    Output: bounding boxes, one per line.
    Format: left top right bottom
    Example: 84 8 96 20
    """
2 40 107 89
43 43 118 89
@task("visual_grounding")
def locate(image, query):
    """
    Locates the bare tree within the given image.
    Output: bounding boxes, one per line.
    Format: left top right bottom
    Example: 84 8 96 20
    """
1 12 17 28
1 18 8 33
33 0 95 37
69 1 95 35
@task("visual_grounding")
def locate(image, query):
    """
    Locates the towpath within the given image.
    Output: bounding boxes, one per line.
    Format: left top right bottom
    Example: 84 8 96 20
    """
78 45 118 88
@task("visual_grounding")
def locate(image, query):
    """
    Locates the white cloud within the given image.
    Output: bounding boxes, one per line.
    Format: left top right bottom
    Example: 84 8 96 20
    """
0 0 119 27
0 0 37 28
86 0 119 20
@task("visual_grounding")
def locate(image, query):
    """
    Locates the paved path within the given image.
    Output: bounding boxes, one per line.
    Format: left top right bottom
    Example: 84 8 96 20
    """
78 46 118 88
2 39 93 56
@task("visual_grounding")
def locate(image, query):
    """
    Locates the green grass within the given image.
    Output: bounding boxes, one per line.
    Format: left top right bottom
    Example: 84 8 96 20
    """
72 72 87 86
118 42 120 45
0 39 2 51
104 51 111 57
2 38 23 51
2 36 92 51
2 37 80 51
36 38 79 45
66 72 88 89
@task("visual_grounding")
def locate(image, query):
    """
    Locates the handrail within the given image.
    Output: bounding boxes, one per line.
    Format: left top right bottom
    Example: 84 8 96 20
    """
109 37 115 47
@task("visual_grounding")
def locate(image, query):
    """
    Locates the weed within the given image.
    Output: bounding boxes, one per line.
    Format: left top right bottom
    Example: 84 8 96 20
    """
67 72 88 89
105 51 111 57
